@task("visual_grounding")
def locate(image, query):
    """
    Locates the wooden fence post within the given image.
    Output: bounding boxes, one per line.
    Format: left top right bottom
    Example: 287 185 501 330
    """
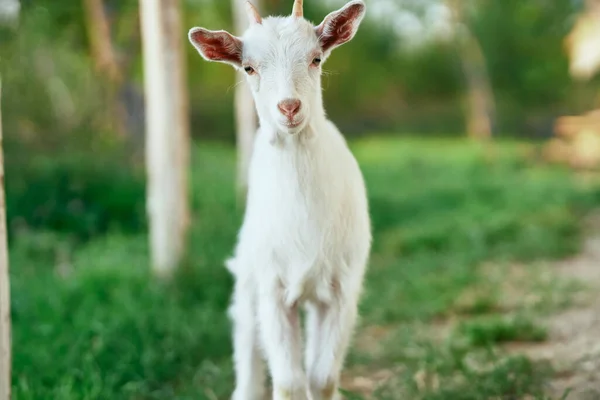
0 78 12 400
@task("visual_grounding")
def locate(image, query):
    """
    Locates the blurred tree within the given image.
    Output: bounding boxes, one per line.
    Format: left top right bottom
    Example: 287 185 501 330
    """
84 0 120 83
0 78 11 400
232 0 260 203
447 0 495 140
83 0 126 136
140 0 190 276
471 0 575 110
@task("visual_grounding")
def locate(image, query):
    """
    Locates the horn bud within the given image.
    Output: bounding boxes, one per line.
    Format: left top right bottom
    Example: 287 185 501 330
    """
245 1 262 25
292 0 303 18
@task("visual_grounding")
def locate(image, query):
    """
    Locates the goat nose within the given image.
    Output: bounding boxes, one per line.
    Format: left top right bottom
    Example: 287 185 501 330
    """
277 98 301 118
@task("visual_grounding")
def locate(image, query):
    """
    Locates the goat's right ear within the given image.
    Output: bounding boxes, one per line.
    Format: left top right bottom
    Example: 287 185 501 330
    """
188 28 243 68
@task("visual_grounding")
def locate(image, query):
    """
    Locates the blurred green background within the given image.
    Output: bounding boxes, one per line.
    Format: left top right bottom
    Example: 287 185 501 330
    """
3 0 600 399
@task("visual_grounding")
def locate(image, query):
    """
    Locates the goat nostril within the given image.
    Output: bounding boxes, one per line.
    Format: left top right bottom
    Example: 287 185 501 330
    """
291 102 300 114
278 99 302 117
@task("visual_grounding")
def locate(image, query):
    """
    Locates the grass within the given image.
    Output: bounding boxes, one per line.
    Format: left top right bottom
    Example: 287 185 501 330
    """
454 315 548 347
10 137 600 399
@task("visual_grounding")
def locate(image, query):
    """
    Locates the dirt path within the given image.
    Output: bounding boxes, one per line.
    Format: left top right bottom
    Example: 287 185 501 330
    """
341 214 600 399
519 215 600 399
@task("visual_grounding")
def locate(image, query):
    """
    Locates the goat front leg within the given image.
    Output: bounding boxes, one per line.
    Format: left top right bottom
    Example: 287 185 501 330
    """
258 282 309 400
229 277 265 400
306 294 359 400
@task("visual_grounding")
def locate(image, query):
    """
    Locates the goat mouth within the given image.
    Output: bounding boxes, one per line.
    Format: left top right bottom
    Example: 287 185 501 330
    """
284 120 302 129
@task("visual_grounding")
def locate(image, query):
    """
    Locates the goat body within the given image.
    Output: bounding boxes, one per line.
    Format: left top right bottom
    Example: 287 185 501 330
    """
229 120 371 400
233 117 370 306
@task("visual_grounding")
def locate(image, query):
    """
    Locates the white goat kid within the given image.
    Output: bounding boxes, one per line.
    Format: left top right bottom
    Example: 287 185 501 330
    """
189 1 371 399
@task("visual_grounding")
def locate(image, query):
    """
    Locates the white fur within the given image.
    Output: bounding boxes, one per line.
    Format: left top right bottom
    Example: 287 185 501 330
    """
189 2 370 399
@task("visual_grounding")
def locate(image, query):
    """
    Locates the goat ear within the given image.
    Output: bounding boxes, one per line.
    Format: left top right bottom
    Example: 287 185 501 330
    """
188 28 243 68
315 0 366 54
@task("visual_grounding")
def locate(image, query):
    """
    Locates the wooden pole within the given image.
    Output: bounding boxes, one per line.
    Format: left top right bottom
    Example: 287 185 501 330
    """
232 0 259 204
139 0 190 275
0 78 12 400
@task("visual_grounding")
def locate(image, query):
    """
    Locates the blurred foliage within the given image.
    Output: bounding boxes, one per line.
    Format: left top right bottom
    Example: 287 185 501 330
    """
0 0 599 236
468 0 595 134
6 154 145 240
0 3 144 239
3 0 596 143
471 0 574 107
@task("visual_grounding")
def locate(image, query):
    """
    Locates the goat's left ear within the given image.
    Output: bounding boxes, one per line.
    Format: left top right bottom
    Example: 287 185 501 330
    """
188 27 243 68
315 0 366 54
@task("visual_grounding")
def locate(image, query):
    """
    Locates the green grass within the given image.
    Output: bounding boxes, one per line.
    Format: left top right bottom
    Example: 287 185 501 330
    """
10 137 600 399
454 315 548 347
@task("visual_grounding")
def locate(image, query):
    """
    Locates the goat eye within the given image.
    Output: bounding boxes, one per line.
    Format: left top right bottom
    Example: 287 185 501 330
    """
312 57 322 66
244 66 255 75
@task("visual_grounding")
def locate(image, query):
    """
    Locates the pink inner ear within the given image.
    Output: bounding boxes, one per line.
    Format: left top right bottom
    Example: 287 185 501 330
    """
317 5 363 52
192 31 242 64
